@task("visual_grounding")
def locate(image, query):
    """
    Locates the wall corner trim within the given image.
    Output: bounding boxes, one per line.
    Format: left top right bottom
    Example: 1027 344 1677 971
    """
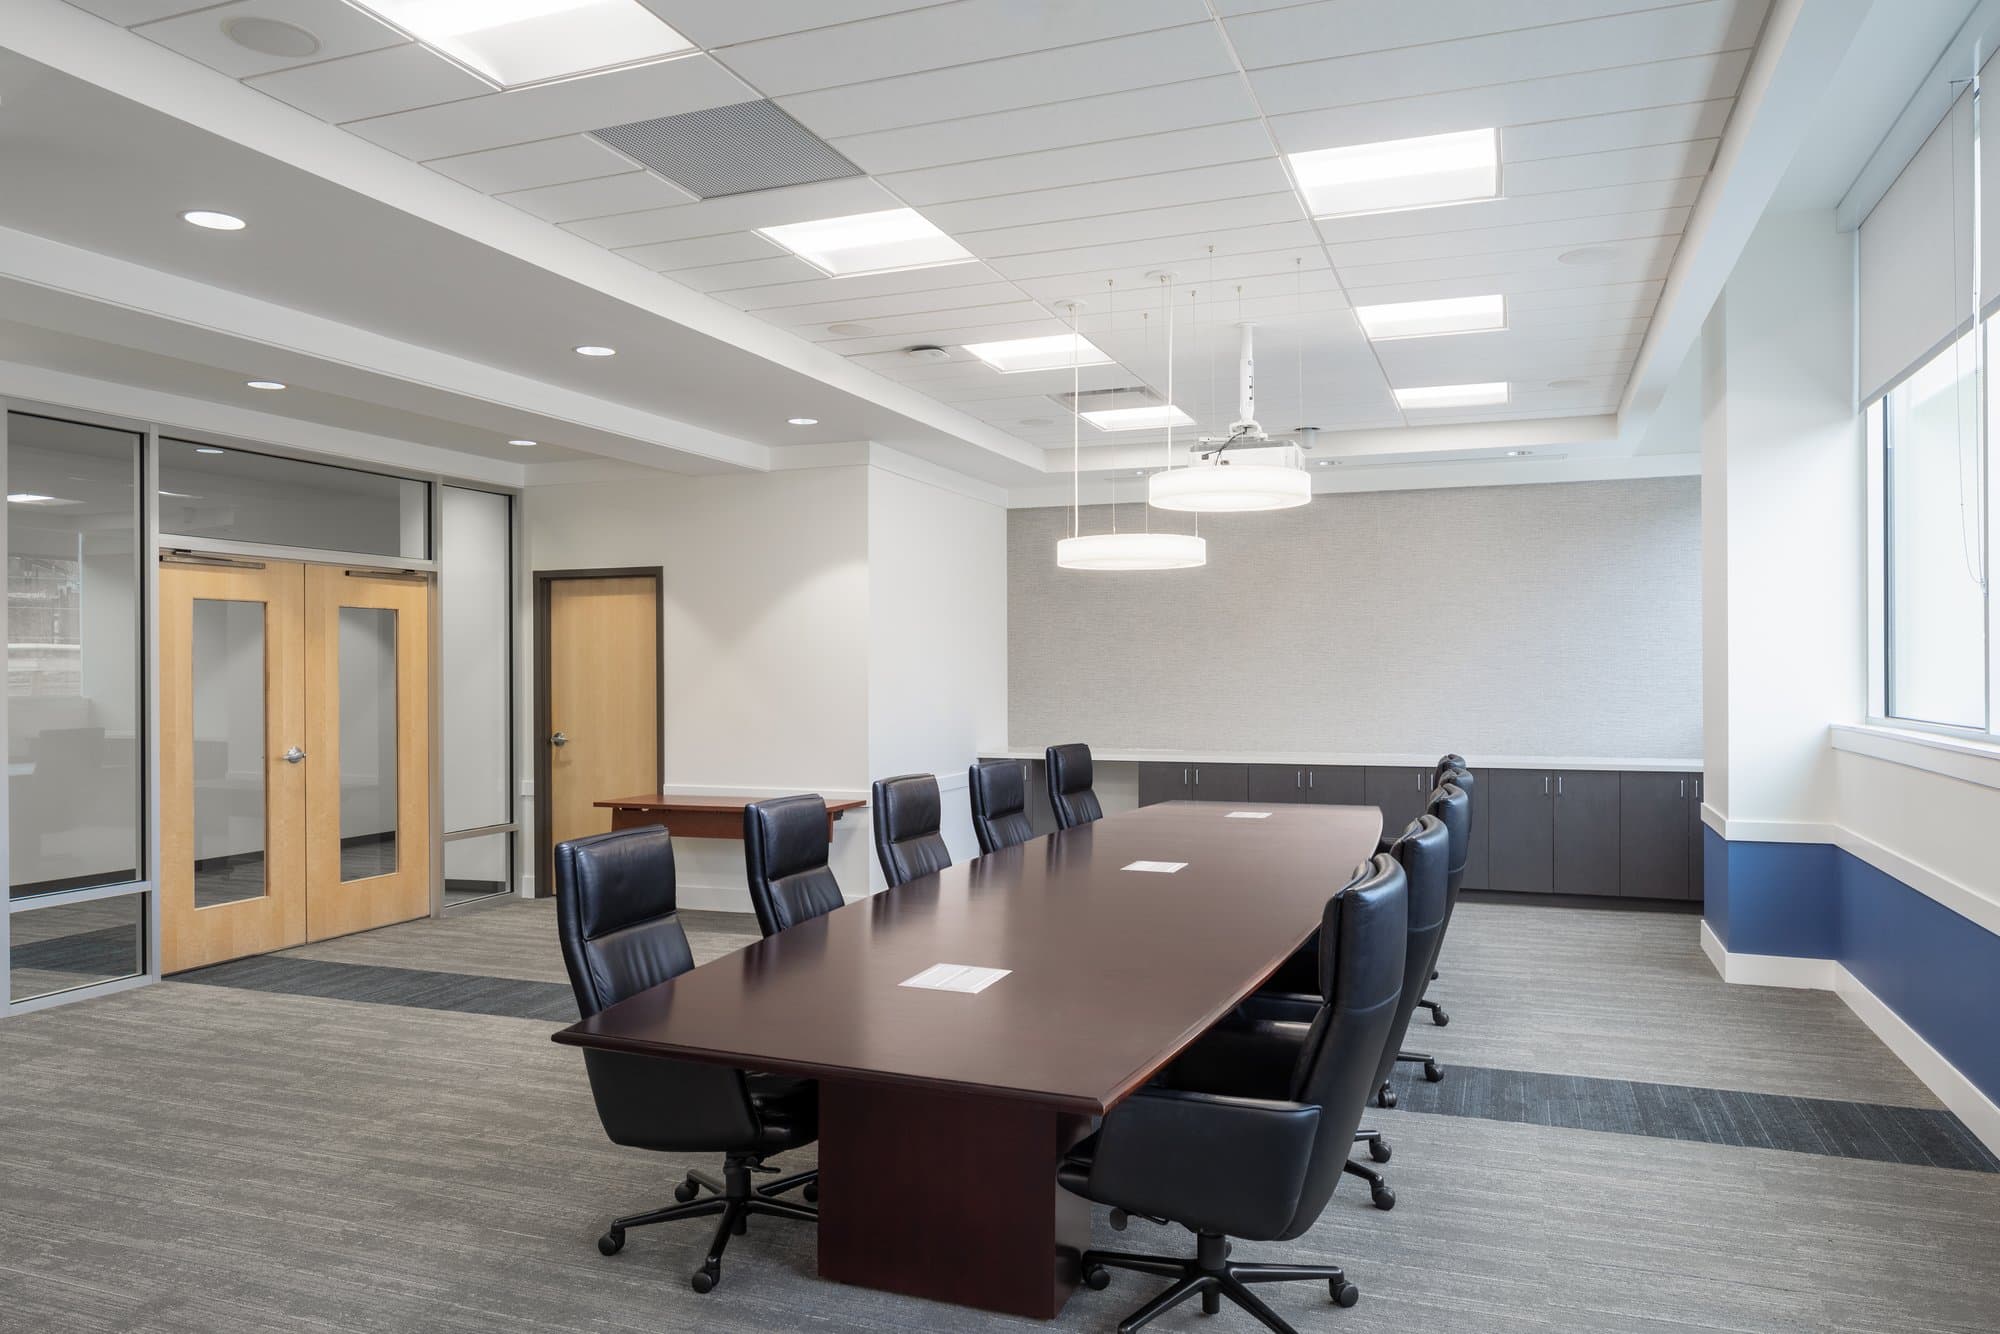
1834 963 2000 1156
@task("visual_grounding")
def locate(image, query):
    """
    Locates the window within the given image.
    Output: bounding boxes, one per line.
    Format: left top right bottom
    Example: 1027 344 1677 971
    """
1880 333 1987 729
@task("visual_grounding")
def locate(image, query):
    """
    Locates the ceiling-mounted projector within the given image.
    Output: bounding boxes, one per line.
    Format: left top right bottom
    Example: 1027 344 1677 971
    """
1148 324 1313 513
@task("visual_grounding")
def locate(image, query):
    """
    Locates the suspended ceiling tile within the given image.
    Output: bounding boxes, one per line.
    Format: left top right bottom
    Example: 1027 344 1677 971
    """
343 54 756 161
62 0 213 21
245 41 492 123
755 282 1039 328
1505 99 1736 162
496 170 696 225
986 221 1324 282
880 121 1274 206
1267 50 1753 154
425 135 640 195
133 0 404 79
960 194 1307 264
775 23 1238 139
931 161 1297 238
1219 0 1684 68
1313 177 1704 245
715 260 1010 312
564 174 900 248
636 0 949 49
1506 140 1720 197
1321 208 1689 268
713 0 1210 97
619 231 793 272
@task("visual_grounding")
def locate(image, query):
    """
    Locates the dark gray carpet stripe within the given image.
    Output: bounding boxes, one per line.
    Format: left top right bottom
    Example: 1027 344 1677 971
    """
175 955 577 1022
175 953 2000 1175
1389 1060 2000 1173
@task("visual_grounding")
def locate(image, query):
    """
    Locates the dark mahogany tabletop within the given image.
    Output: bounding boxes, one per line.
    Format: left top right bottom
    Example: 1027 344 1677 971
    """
553 801 1383 1115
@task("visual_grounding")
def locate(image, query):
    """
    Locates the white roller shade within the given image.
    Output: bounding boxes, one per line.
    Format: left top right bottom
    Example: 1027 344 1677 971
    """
1860 90 1973 403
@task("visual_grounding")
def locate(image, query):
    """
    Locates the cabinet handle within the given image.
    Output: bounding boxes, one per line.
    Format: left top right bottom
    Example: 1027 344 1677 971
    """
1194 768 1201 785
1557 775 1564 796
1308 770 1314 789
1182 767 1188 785
1543 775 1550 796
1695 778 1702 801
1296 770 1302 789
1680 779 1686 798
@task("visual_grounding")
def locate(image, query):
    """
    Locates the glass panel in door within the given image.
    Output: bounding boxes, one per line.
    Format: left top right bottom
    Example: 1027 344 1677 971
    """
337 606 398 882
192 599 269 907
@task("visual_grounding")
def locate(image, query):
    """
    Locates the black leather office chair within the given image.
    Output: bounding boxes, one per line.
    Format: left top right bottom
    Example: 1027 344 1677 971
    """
968 759 1036 854
1421 769 1472 1028
1046 743 1103 830
554 827 818 1293
871 773 952 889
743 794 845 936
1060 855 1407 1332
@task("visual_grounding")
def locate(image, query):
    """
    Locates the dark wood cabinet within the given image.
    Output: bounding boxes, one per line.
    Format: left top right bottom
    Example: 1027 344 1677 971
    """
1688 775 1706 900
1306 765 1366 806
1138 762 1248 804
1247 764 1308 803
1487 768 1553 893
1137 762 1186 807
1552 770 1620 895
1458 768 1490 889
1364 765 1433 841
1619 772 1691 900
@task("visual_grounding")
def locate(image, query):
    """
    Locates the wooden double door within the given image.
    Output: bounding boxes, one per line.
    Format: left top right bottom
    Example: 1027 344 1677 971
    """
160 558 431 973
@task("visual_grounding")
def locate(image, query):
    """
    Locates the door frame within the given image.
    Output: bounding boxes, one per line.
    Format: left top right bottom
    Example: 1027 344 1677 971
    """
532 567 664 898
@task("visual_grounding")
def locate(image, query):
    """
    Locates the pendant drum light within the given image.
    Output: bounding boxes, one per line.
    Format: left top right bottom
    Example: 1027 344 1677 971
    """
1056 292 1206 571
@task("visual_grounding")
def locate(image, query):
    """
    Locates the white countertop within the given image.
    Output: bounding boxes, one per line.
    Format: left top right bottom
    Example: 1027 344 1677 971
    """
983 748 1701 773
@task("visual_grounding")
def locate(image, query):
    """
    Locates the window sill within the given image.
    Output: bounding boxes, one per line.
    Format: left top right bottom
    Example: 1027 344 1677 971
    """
1829 723 2000 793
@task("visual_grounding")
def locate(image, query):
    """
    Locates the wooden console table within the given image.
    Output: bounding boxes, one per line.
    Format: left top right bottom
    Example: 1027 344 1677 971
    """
596 793 866 842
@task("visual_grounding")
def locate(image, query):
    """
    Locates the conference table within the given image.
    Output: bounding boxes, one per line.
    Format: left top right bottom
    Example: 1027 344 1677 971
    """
552 800 1383 1318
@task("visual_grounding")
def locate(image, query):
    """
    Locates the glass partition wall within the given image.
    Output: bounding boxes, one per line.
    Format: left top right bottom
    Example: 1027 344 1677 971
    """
2 403 520 1013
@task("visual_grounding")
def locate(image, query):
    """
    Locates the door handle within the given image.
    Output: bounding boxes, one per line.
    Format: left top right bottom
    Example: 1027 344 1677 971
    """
551 731 569 748
282 746 305 764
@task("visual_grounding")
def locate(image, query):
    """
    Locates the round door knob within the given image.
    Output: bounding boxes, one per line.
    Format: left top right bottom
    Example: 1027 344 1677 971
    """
282 746 306 764
551 731 569 747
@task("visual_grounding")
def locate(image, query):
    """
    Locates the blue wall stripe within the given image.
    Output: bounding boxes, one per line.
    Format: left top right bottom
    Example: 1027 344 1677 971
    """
1705 833 2000 1110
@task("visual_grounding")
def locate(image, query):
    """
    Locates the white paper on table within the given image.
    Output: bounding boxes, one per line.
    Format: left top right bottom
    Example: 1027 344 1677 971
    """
1226 811 1272 819
1122 860 1188 873
898 963 1011 994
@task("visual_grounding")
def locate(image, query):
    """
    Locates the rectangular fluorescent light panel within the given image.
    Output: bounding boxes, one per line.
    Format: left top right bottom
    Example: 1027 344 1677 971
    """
6 493 62 504
352 0 694 89
1289 128 1498 219
1355 294 1505 341
1080 404 1196 432
964 334 1114 374
1395 382 1510 410
756 208 973 278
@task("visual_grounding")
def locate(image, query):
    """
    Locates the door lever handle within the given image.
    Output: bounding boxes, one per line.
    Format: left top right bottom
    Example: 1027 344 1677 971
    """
551 731 569 748
282 746 306 764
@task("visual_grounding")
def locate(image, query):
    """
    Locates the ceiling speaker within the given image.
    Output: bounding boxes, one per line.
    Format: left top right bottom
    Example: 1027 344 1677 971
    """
222 16 322 58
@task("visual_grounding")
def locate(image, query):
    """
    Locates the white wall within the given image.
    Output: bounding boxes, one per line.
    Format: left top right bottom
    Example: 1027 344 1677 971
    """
865 464 1008 885
525 466 873 907
1701 209 1865 829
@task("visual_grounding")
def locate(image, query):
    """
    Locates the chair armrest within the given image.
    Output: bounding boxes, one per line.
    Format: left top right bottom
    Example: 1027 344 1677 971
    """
1085 1088 1319 1240
1161 1016 1311 1102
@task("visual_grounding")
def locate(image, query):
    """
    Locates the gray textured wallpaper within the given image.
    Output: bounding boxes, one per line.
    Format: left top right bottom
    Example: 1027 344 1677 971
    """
1009 477 1701 758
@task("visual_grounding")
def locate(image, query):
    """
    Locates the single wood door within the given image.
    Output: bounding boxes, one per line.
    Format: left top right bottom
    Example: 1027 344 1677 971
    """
302 565 431 942
544 575 660 861
160 559 309 973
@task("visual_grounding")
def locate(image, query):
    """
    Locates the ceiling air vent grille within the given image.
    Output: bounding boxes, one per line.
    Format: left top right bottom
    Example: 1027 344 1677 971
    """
591 100 861 199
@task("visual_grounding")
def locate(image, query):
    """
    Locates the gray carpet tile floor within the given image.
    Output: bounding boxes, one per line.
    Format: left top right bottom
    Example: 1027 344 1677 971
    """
3 898 1998 1333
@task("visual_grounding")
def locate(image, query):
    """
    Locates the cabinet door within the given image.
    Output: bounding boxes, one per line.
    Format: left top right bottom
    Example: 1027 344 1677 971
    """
1365 765 1431 840
1687 774 1706 900
1552 770 1620 895
1618 772 1689 900
1305 764 1366 806
1487 769 1553 893
1459 768 1490 889
1189 763 1248 802
1246 764 1307 804
1136 762 1186 807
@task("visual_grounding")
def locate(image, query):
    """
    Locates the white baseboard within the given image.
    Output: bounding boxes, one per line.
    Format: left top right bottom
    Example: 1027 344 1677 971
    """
1699 921 2000 1155
1697 920 1837 988
1834 964 2000 1155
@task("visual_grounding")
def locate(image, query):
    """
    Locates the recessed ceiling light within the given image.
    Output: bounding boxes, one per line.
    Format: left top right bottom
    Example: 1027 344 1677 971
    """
1395 382 1510 410
7 493 65 505
182 210 246 231
963 333 1114 374
1506 449 1532 457
195 447 227 455
1355 294 1505 341
756 208 973 278
508 439 538 447
1079 404 1195 432
245 380 286 391
826 322 874 337
787 417 818 426
348 0 693 89
574 345 617 357
1316 460 1331 467
1289 128 1498 219
1547 377 1593 390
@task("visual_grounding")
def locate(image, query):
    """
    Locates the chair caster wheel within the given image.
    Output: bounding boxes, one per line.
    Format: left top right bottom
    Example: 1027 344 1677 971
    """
1424 1060 1444 1083
690 1265 718 1294
674 1179 700 1203
1369 1138 1392 1164
1084 1265 1111 1291
1432 1008 1450 1027
1370 1184 1395 1211
597 1229 624 1256
803 1180 819 1203
1377 1083 1398 1109
1332 1280 1360 1307
1108 1208 1129 1231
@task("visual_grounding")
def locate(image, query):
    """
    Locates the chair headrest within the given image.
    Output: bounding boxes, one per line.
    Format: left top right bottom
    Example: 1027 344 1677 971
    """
1320 853 1408 1003
971 759 1026 815
557 826 676 943
1390 813 1451 928
744 793 830 880
1047 743 1094 795
875 773 941 843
